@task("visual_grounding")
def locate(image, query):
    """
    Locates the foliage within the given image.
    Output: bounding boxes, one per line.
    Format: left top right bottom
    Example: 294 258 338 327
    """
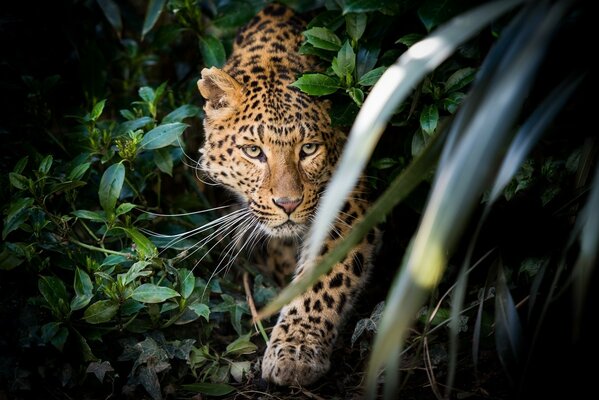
0 0 594 400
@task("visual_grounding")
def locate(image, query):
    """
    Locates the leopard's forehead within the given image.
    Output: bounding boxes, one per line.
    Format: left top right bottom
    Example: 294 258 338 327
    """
206 3 333 147
222 88 330 146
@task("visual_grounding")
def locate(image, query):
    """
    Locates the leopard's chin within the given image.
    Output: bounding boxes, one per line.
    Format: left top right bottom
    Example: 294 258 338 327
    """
261 220 308 238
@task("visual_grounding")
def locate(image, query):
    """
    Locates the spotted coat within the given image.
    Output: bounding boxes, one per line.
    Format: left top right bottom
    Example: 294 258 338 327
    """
197 3 378 386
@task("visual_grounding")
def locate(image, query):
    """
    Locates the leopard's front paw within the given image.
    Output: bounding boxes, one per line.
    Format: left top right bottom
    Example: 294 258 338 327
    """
261 338 330 386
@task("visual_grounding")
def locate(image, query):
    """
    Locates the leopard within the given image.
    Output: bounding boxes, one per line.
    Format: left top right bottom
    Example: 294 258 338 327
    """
196 3 379 386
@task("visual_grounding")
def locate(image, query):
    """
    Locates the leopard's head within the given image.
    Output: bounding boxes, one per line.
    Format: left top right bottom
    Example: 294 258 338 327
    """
197 67 344 237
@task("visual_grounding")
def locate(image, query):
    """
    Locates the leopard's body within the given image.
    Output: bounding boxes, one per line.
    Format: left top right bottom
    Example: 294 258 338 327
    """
197 3 378 386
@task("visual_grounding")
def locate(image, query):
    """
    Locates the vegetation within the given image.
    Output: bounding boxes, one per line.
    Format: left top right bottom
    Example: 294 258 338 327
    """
0 1 594 399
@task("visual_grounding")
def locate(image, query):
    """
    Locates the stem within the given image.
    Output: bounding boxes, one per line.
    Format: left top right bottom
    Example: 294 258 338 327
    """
243 272 269 344
79 220 101 242
72 239 131 257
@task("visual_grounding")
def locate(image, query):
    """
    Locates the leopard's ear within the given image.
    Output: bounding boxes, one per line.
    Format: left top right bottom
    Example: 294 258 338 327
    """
197 67 243 119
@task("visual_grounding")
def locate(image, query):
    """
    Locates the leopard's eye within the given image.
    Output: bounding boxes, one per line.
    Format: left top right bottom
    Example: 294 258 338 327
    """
242 145 264 159
300 143 319 157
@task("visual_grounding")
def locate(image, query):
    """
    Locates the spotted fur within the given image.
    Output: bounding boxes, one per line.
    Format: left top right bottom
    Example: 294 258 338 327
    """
197 3 378 386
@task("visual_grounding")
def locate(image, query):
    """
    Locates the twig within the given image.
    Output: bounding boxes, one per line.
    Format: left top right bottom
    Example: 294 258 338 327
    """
243 272 269 344
71 239 131 257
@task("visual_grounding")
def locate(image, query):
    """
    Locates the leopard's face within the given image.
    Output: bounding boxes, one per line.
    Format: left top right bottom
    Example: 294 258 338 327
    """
198 67 344 237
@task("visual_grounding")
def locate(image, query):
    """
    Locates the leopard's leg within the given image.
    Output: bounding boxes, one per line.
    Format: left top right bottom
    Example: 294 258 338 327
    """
261 198 380 386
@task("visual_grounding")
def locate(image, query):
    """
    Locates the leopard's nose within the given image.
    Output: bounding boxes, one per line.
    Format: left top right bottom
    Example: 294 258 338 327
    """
273 197 302 215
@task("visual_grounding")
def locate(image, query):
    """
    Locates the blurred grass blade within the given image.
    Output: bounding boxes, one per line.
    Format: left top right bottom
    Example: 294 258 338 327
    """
572 161 599 331
258 129 445 319
142 0 166 40
365 2 571 397
488 75 584 202
495 262 522 383
303 0 524 270
447 74 582 396
96 0 122 38
446 263 468 397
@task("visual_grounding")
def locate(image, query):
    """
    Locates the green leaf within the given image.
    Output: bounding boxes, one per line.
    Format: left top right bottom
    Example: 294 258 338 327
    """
162 104 201 124
303 27 342 51
138 86 155 104
370 157 398 170
348 87 364 106
356 43 380 80
120 299 145 316
90 99 106 121
154 82 167 106
120 260 152 286
41 322 62 343
68 162 91 181
96 0 122 36
0 245 24 271
442 91 466 114
139 122 188 150
71 268 94 311
335 41 356 79
395 33 424 46
72 209 106 222
418 0 471 32
345 13 367 41
179 268 195 299
99 163 125 216
102 254 129 266
84 300 119 324
224 333 257 356
38 275 69 317
188 303 210 321
3 197 34 240
212 294 248 335
330 100 359 127
307 11 345 30
299 43 334 61
142 0 166 39
181 383 235 396
290 74 340 96
38 155 53 175
341 0 400 15
13 156 29 174
120 227 157 259
116 202 137 216
445 67 476 93
419 104 439 135
131 283 180 303
50 327 69 351
212 2 255 29
9 172 30 190
47 181 87 196
41 322 61 343
153 148 173 176
230 361 251 383
199 35 226 68
114 116 153 136
358 66 387 86
73 327 97 361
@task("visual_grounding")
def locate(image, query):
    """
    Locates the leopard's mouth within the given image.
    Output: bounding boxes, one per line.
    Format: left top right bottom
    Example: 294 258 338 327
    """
264 220 308 238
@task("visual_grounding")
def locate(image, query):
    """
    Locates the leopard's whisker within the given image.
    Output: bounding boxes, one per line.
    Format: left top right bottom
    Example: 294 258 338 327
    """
174 211 250 263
